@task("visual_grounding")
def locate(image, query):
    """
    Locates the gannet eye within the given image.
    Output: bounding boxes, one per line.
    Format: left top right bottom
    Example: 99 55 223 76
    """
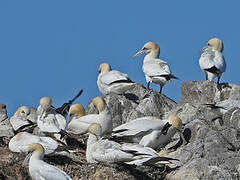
21 110 25 114
207 43 210 46
142 47 147 50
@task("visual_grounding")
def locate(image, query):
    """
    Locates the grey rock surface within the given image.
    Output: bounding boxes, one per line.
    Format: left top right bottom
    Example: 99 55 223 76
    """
0 104 14 137
87 83 177 127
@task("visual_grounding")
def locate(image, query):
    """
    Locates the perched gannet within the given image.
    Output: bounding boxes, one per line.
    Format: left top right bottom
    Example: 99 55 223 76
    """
86 123 178 165
67 97 112 135
10 106 35 132
97 62 135 95
9 132 58 154
37 97 67 133
0 103 14 137
23 143 72 180
199 37 226 84
112 115 185 150
133 42 179 93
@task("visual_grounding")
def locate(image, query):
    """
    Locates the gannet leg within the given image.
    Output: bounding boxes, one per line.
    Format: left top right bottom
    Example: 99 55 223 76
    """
147 82 150 89
159 85 163 94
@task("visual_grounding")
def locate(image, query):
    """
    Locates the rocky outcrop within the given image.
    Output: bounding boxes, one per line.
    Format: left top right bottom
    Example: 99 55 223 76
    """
1 81 240 179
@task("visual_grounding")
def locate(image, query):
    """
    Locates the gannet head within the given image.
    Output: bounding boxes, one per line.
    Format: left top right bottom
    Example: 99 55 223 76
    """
69 104 86 121
40 97 52 111
91 97 106 113
208 38 223 52
168 114 182 131
88 123 102 137
133 41 160 58
98 63 112 74
23 143 45 165
201 37 223 52
14 106 31 118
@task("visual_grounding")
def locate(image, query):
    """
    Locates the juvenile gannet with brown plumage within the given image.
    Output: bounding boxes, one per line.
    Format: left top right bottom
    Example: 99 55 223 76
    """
9 132 58 154
86 123 178 165
199 37 226 84
97 62 135 95
133 42 179 93
67 97 112 135
23 143 72 180
112 114 186 150
10 106 35 131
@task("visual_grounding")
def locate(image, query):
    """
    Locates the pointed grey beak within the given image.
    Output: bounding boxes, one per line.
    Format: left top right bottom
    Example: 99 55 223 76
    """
23 151 33 166
200 46 208 52
133 49 145 58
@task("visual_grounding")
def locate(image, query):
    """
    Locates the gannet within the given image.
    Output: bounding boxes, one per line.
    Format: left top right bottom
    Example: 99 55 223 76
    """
133 42 179 93
112 114 185 150
199 37 226 84
10 106 35 132
9 132 58 154
97 62 135 95
0 103 14 137
67 97 112 135
37 97 67 134
23 143 72 180
86 123 178 165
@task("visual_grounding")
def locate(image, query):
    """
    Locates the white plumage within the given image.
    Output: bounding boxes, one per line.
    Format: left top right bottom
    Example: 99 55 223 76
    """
24 143 72 180
133 42 178 93
112 115 183 150
67 97 112 135
199 37 226 83
97 62 135 95
9 132 58 155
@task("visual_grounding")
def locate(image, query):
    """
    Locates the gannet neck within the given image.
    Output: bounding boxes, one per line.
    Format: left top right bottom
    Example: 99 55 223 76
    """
29 143 45 160
87 134 98 146
92 97 106 113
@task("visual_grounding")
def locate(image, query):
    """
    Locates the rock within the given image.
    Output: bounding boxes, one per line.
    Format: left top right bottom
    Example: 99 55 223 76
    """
87 83 177 127
0 103 14 138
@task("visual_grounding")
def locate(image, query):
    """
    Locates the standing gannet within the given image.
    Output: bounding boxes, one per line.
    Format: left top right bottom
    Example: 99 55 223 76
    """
9 132 58 154
199 37 226 84
97 62 135 95
67 97 112 135
133 42 179 93
112 114 185 150
23 143 72 180
10 106 35 132
37 97 67 133
86 123 178 165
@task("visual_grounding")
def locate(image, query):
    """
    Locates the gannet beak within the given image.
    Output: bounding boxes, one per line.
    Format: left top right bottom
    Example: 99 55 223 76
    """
23 151 33 166
133 49 145 58
200 46 208 52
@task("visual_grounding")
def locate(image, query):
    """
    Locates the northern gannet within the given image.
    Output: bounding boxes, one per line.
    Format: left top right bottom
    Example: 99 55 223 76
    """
10 106 35 132
97 62 135 95
133 42 179 93
86 123 178 165
199 37 226 84
67 97 112 135
37 97 67 134
112 114 185 150
9 132 58 154
23 143 72 180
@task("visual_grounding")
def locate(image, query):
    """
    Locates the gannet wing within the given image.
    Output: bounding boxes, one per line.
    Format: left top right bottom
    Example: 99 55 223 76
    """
100 70 132 85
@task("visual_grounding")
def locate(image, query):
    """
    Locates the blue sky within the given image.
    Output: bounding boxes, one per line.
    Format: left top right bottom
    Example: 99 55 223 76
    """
0 1 239 116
